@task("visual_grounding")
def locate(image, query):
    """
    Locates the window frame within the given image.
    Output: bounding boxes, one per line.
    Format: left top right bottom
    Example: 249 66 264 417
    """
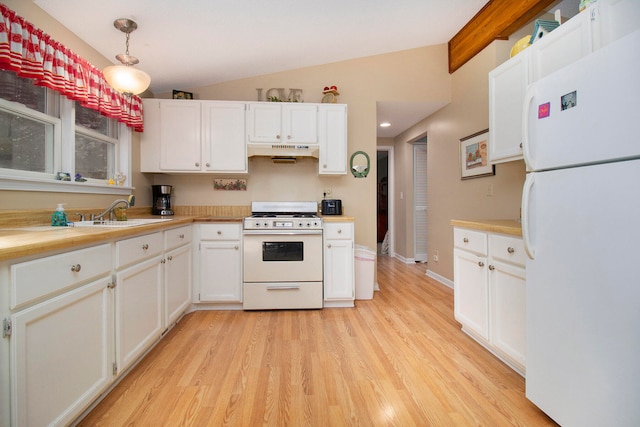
0 84 132 196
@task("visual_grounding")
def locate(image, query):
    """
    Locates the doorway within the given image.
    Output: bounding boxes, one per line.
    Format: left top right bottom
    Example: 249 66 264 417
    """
413 141 427 262
377 146 394 257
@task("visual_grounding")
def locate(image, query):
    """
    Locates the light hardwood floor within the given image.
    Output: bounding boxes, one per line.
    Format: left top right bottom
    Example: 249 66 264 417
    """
78 256 557 426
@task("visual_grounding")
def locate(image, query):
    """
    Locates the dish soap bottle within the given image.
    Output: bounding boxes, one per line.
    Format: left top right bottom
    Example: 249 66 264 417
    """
51 203 68 226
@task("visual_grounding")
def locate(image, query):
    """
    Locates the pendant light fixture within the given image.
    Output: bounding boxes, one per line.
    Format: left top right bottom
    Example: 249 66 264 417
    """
103 18 151 96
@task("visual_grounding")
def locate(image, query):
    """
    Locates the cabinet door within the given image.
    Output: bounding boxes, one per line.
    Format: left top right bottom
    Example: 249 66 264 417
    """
489 51 528 163
490 260 526 371
116 257 163 372
160 100 201 171
198 241 242 302
165 244 192 326
453 248 489 340
246 103 282 143
11 278 113 427
318 104 347 174
529 9 592 82
202 101 247 172
324 238 354 300
282 104 318 143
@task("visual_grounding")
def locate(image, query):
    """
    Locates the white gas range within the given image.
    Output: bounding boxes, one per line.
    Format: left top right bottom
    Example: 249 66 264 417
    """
242 201 324 310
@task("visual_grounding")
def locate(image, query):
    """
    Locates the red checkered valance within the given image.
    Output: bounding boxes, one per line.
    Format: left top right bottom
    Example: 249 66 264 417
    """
0 4 144 131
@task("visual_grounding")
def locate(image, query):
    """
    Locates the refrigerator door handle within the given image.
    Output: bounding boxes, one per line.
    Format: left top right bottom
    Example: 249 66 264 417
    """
522 173 535 259
522 84 535 172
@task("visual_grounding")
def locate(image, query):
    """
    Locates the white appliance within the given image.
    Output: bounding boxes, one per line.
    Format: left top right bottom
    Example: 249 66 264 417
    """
521 29 640 426
242 201 324 310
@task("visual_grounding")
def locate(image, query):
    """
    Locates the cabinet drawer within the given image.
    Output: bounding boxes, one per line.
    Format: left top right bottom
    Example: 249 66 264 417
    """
199 223 241 240
115 232 163 269
453 228 488 256
165 225 192 250
490 234 526 267
11 244 111 309
243 282 323 310
324 222 354 239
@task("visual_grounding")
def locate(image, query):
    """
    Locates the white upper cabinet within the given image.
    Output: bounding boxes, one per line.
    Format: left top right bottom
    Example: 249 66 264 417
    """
141 99 247 173
201 101 247 173
318 104 348 175
247 103 318 144
159 100 201 171
489 0 640 165
489 51 529 163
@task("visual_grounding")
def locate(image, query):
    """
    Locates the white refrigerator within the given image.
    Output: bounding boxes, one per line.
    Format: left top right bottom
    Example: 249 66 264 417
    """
522 29 640 426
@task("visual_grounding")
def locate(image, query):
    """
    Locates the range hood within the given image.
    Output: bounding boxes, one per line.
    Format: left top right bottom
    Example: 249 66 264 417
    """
247 143 319 161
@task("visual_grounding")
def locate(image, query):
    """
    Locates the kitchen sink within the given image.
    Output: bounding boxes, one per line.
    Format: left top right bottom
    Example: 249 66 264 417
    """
71 218 173 228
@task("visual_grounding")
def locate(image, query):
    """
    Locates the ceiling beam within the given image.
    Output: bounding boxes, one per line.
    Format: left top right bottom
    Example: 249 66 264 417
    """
448 0 557 73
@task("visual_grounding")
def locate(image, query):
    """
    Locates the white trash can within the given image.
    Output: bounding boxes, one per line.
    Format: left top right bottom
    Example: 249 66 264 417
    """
354 245 376 300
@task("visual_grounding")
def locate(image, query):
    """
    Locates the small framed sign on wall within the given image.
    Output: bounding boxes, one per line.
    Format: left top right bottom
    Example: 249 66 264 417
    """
459 129 495 179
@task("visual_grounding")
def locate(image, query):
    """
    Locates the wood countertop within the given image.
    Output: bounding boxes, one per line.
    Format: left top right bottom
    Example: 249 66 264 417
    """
0 213 353 262
450 219 522 236
0 216 196 261
321 215 355 222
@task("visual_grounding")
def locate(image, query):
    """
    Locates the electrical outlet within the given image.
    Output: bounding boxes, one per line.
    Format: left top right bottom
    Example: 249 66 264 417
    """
487 183 494 197
433 250 439 262
324 188 332 197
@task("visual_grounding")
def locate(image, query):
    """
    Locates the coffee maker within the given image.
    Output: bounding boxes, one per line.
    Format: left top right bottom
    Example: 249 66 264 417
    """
152 185 174 216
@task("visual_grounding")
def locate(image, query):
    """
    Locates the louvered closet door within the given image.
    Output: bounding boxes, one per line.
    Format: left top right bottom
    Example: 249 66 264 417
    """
414 143 427 262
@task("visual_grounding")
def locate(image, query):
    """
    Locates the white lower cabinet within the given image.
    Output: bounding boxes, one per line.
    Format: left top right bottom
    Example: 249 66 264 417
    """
164 244 192 326
115 256 163 373
1 225 195 426
453 227 526 375
323 222 355 307
196 223 243 305
164 226 193 326
10 277 113 427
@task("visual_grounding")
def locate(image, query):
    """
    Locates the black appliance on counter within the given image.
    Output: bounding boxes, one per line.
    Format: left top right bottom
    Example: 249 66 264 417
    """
152 185 174 215
321 199 342 215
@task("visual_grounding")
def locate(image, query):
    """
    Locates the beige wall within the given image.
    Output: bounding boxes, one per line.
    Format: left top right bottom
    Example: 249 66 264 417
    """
148 45 452 251
3 1 541 282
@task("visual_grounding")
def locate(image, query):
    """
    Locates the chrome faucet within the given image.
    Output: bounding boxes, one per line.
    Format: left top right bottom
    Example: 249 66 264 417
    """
93 195 136 221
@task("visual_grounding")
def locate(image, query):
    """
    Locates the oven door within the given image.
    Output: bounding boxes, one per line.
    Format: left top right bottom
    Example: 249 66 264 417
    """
243 230 323 283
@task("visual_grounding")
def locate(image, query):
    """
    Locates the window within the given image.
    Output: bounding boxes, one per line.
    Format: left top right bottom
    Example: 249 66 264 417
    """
0 70 60 175
0 70 131 194
74 102 117 181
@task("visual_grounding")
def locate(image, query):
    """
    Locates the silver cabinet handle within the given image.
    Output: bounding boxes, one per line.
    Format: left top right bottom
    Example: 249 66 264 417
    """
507 247 515 254
463 237 469 243
488 265 495 271
327 244 332 248
234 245 239 250
276 134 281 140
478 261 484 267
195 162 200 167
217 230 222 235
337 229 342 234
167 256 173 261
70 264 81 272
267 285 300 290
206 163 210 167
107 282 116 289
179 234 185 239
142 244 149 250
161 258 166 264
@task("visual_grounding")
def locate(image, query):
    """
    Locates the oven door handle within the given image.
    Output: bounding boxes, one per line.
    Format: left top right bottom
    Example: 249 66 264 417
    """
243 229 323 236
266 285 301 290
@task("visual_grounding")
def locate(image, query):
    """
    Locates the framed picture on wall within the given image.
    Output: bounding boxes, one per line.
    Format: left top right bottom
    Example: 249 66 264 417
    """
459 129 494 179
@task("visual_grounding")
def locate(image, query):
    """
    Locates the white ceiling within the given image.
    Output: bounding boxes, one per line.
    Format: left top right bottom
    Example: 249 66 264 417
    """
33 0 579 138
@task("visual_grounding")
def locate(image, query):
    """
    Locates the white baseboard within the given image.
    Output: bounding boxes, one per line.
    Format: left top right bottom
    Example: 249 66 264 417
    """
426 269 454 289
